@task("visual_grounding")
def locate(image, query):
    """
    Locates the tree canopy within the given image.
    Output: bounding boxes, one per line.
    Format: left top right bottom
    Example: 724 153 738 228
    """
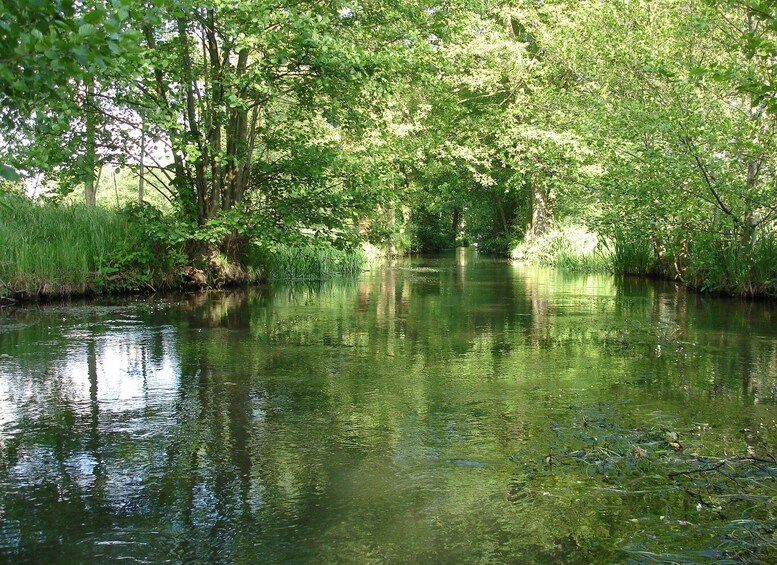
2 0 777 294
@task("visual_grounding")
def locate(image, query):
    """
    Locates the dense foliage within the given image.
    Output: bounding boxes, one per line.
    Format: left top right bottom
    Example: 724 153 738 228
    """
1 0 777 296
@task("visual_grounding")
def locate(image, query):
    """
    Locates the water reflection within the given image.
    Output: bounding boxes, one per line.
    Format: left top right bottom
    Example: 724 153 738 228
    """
2 251 777 562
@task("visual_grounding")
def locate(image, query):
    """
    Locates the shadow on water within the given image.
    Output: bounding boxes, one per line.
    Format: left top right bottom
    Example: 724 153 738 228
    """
2 248 777 562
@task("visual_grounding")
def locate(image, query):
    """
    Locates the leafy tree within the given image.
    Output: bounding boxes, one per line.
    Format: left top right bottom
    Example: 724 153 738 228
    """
0 0 141 198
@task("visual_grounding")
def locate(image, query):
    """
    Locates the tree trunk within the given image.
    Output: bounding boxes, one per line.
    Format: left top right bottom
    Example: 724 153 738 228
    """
178 18 208 223
204 10 224 215
740 158 761 251
142 25 191 214
526 179 553 241
224 48 251 211
138 114 145 206
234 106 260 207
494 194 510 241
84 81 97 207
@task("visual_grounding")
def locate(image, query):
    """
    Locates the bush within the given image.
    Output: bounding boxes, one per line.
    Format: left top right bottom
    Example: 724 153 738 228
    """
101 203 189 291
511 225 611 272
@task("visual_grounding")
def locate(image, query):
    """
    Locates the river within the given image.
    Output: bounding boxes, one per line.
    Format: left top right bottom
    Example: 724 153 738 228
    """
2 249 777 563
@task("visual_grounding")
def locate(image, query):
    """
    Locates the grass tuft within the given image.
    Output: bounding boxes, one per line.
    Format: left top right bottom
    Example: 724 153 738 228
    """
511 225 612 272
684 233 777 297
611 240 656 276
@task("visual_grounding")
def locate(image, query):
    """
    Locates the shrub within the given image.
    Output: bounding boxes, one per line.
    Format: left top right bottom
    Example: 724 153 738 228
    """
511 225 611 272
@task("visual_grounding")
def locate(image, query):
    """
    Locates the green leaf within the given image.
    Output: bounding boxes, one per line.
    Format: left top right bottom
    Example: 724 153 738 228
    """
78 23 97 37
83 8 106 26
0 165 20 181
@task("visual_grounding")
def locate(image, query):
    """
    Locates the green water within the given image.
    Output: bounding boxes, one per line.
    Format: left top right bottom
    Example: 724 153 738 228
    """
2 249 777 563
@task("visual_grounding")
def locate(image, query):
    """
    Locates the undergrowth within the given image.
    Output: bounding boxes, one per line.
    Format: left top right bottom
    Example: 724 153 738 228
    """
511 225 612 272
611 240 657 277
0 196 365 301
684 234 777 297
510 222 777 297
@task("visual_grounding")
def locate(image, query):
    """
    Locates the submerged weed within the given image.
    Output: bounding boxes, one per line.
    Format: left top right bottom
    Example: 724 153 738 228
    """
511 404 777 563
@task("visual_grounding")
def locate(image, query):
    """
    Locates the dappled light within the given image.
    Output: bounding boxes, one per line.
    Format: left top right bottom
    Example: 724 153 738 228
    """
2 0 777 560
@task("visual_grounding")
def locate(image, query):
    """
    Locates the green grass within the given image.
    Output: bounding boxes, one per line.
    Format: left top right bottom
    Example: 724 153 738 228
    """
685 234 777 297
0 196 128 297
0 196 367 300
607 230 777 297
268 243 365 280
611 240 657 276
507 223 777 297
2 195 777 299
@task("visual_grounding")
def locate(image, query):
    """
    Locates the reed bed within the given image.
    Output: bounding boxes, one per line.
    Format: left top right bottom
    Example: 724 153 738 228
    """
611 240 656 276
0 197 127 297
268 244 364 281
684 234 777 297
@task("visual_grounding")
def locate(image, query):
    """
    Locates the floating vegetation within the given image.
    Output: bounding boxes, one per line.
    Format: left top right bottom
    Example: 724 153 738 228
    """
387 266 441 273
511 404 777 563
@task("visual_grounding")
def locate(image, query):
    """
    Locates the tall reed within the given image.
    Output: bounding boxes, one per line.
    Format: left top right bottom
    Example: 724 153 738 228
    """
0 197 126 296
685 234 777 297
610 240 656 276
268 243 364 280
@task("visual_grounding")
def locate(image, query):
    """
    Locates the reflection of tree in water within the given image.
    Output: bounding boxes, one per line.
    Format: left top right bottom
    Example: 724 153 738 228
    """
0 306 180 560
4 260 777 561
166 278 776 561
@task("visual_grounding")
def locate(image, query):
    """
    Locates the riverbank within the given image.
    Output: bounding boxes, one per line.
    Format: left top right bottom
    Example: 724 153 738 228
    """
6 195 777 304
0 197 366 304
511 224 777 299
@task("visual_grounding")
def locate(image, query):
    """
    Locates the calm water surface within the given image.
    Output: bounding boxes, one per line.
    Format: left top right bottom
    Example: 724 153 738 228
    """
2 249 777 563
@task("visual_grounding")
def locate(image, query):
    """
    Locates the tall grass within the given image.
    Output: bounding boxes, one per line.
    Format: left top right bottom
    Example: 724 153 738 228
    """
268 243 364 280
685 234 777 297
0 196 127 296
611 240 656 276
609 230 777 297
0 197 367 299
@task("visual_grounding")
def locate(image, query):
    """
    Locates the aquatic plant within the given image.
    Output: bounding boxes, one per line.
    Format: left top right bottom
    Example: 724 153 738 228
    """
684 233 777 297
512 404 777 563
610 239 657 277
268 243 364 281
